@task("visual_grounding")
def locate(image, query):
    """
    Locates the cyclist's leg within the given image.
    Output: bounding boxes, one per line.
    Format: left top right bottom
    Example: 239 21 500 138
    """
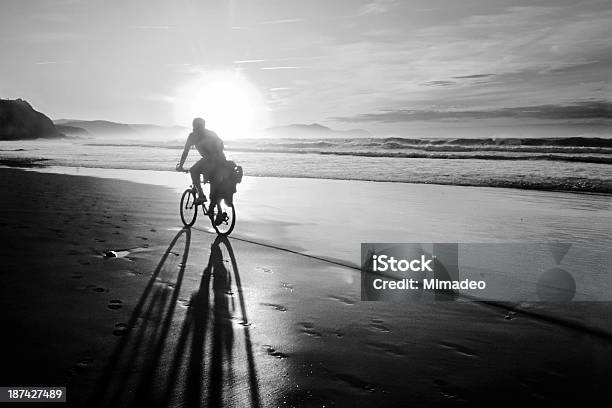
189 158 206 199
211 168 225 221
206 163 224 217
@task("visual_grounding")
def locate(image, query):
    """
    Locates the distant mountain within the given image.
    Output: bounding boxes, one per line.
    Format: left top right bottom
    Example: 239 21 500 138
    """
53 120 134 136
55 124 89 136
0 99 63 140
54 119 186 137
265 123 371 138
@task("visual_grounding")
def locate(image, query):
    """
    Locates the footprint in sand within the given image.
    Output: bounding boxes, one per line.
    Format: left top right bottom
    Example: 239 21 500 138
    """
504 311 517 320
438 341 478 358
262 345 288 359
75 358 94 369
433 379 467 401
281 282 294 292
299 322 322 338
108 299 123 310
328 295 355 306
112 323 129 336
92 286 107 293
260 303 287 312
369 319 390 333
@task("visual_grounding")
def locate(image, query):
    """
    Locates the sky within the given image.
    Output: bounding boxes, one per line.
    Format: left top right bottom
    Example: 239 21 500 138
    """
0 0 610 137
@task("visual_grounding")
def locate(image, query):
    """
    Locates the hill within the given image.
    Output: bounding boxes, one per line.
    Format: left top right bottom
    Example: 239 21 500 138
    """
55 119 186 138
0 99 63 140
264 123 371 138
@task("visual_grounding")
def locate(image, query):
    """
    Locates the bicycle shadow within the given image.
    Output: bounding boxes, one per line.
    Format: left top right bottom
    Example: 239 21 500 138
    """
161 235 261 408
90 229 260 408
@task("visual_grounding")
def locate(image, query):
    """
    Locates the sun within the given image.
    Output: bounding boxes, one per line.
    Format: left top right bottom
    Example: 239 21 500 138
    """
174 70 266 138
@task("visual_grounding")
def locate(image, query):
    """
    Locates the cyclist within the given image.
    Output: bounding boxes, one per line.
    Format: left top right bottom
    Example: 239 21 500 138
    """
176 117 226 223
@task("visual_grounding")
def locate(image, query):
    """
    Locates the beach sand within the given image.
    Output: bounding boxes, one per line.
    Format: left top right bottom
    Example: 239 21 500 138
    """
1 167 612 406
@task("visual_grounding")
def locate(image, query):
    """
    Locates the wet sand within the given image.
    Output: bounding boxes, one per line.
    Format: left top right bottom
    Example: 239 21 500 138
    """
1 167 612 406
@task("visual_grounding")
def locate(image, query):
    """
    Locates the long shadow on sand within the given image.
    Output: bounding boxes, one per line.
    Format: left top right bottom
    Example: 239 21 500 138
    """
161 235 261 408
91 229 260 408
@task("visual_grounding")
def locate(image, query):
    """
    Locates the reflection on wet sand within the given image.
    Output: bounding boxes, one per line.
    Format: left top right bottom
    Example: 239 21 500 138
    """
92 229 260 407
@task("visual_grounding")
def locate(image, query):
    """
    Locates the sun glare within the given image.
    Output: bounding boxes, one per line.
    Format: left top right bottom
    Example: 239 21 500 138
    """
174 71 266 138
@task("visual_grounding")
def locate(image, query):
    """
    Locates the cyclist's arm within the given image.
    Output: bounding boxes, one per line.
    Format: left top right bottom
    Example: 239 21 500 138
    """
178 134 194 168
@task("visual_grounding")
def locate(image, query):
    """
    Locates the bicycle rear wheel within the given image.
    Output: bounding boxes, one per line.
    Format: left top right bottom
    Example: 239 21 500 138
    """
180 189 198 227
209 199 236 236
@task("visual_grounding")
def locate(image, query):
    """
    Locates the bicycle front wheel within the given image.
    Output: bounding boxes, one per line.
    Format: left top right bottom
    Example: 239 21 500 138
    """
180 189 198 227
210 200 236 236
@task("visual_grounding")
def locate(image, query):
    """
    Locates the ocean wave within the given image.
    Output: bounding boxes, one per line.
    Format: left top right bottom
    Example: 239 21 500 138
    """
317 151 612 164
8 160 610 194
2 139 610 193
379 136 612 148
85 135 612 164
224 136 612 161
222 147 611 164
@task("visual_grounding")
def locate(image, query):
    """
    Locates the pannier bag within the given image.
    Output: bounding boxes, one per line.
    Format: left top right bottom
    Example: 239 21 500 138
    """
211 160 243 206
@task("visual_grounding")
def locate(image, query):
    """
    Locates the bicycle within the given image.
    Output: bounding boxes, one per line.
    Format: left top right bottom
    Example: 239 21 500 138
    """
178 170 237 236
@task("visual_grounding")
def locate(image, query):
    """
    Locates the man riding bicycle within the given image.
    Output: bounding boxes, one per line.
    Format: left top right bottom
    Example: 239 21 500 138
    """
176 117 226 223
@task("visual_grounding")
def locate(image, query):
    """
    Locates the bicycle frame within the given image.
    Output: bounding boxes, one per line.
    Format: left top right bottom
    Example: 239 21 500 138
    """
179 169 236 235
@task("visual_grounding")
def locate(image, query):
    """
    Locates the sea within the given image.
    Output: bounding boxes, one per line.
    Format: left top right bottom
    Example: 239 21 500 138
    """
1 135 611 193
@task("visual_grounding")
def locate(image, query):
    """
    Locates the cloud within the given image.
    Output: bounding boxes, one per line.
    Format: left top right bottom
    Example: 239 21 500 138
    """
332 101 612 122
452 74 495 79
284 2 612 125
421 80 457 87
358 0 397 16
34 60 73 65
